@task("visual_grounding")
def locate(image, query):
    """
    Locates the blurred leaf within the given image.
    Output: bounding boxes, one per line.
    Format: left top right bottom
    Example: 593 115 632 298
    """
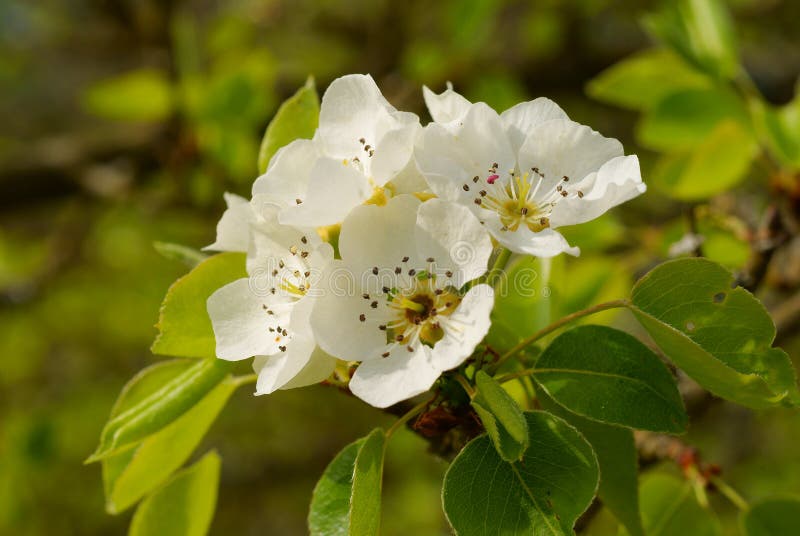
639 473 721 536
258 77 320 174
538 389 644 536
88 358 230 462
153 242 208 268
630 258 800 409
442 411 598 535
129 450 220 536
534 325 687 433
471 371 529 461
151 252 246 359
637 88 750 151
83 69 174 122
102 361 236 513
751 92 800 170
587 48 710 111
643 0 739 80
651 121 758 201
741 497 800 536
308 428 386 536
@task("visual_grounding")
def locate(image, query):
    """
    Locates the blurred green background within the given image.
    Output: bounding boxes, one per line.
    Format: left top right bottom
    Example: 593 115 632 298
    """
1 0 799 534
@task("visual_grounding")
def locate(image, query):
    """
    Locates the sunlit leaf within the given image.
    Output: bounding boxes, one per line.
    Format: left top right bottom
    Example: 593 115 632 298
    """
472 371 529 461
84 68 174 122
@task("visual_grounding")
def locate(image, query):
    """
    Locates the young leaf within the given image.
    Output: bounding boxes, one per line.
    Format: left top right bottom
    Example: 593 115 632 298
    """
308 428 386 536
442 411 599 536
151 252 246 359
88 358 231 462
533 325 688 433
102 362 236 513
129 450 221 536
537 390 644 536
587 48 711 111
153 241 208 268
630 258 799 409
639 473 721 536
471 370 529 461
257 77 320 174
741 496 800 536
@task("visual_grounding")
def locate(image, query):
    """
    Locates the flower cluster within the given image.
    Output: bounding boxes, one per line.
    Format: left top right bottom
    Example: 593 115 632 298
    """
206 74 644 408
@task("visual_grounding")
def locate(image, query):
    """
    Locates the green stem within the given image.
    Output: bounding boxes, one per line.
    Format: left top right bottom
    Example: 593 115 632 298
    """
230 373 258 388
487 247 513 288
386 395 435 439
454 373 476 398
710 475 749 511
489 299 630 373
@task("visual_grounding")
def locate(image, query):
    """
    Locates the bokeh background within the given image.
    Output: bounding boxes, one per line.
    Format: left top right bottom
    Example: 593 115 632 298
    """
1 0 799 534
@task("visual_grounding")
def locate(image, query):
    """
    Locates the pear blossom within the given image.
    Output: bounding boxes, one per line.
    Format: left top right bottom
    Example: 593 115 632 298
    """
415 86 646 258
206 216 337 395
252 74 423 229
310 195 494 408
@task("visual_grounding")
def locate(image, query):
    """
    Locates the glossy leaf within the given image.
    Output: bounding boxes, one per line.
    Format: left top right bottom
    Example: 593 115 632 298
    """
741 496 800 536
630 258 799 409
102 361 236 513
534 325 687 433
257 77 320 174
537 389 644 536
587 48 710 111
442 411 599 535
308 428 385 536
129 450 220 536
639 473 721 536
151 252 247 359
471 370 529 461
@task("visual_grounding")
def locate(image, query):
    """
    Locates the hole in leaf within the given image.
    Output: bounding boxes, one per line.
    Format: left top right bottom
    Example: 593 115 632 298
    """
713 292 725 304
686 321 696 332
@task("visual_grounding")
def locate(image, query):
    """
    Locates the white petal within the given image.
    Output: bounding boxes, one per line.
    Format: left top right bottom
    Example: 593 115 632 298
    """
422 83 472 124
387 157 429 195
431 284 494 371
518 119 624 197
415 199 492 287
207 278 293 361
488 220 579 258
309 260 394 362
370 114 419 185
349 346 441 408
251 139 320 206
253 297 336 394
500 97 569 153
204 193 252 252
549 155 646 227
279 157 373 228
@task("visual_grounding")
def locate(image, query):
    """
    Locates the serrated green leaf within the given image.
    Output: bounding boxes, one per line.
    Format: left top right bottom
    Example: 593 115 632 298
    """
258 77 320 174
129 450 220 536
88 358 230 462
639 473 721 536
308 428 385 536
153 241 208 268
472 370 529 461
741 496 800 536
636 88 750 151
83 68 174 121
587 48 711 111
537 389 644 536
630 258 799 409
533 325 687 433
151 252 246 359
101 361 236 513
442 411 599 535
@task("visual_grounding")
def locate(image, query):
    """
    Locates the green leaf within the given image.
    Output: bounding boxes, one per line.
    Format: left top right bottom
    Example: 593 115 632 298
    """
102 361 236 513
88 358 231 462
308 428 386 536
637 88 750 151
442 411 599 535
741 496 800 536
650 120 757 201
533 325 687 433
630 258 799 409
643 0 739 80
471 370 529 461
751 92 800 170
151 252 247 359
586 48 711 111
153 241 208 268
639 473 721 536
129 450 220 536
83 68 174 122
537 390 644 536
257 77 320 174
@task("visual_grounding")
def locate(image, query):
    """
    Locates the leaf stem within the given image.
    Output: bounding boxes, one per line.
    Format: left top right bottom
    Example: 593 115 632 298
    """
489 299 630 373
453 373 476 398
710 475 749 511
230 373 258 388
486 247 513 288
385 395 436 439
